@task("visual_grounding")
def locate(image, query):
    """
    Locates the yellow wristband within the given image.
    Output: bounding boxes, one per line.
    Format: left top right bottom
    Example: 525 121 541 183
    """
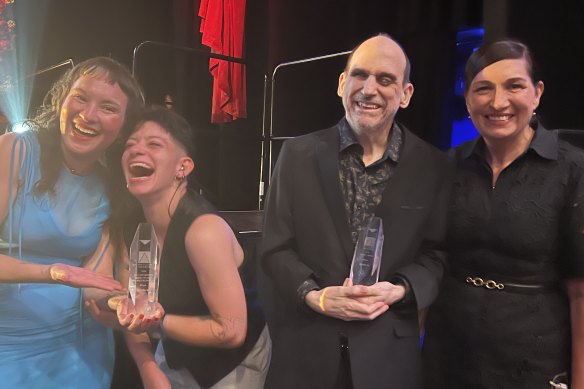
319 287 328 312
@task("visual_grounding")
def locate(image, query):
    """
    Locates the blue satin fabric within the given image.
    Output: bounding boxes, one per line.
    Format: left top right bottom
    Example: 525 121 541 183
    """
0 130 114 388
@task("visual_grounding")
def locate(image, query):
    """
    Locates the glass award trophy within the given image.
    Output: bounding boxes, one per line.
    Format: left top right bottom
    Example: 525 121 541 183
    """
349 217 384 286
128 223 160 314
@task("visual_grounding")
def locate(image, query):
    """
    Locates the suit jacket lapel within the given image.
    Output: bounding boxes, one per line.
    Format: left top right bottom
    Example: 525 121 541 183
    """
316 127 354 262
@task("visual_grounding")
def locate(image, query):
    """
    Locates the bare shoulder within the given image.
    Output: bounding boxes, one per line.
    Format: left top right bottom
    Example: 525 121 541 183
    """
0 132 30 167
0 132 19 156
184 213 244 269
185 213 237 247
0 132 26 223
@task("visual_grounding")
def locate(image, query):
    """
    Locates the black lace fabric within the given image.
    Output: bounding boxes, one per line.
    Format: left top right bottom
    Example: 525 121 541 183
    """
423 125 584 389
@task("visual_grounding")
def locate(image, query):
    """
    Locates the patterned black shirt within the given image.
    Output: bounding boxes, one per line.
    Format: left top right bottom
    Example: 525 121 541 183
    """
338 118 403 244
447 122 584 282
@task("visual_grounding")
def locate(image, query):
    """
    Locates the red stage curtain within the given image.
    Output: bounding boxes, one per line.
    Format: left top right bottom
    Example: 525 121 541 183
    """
198 0 247 123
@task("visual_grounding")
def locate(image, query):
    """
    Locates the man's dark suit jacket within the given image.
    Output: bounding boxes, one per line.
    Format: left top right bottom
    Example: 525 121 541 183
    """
260 121 451 389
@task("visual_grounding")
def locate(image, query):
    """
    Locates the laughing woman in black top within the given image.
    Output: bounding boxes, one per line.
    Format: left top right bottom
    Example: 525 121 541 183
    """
423 40 584 388
116 106 270 389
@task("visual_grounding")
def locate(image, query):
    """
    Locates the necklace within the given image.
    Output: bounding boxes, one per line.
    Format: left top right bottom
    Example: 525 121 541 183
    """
64 161 90 176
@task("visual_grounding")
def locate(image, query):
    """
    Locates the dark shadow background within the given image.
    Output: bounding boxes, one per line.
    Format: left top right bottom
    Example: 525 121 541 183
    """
10 0 584 210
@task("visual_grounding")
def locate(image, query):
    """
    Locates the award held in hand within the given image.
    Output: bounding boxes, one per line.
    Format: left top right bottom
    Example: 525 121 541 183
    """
128 223 160 314
349 217 384 286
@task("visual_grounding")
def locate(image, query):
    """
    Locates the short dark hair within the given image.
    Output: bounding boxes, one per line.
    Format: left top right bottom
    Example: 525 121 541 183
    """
131 105 195 160
344 33 411 84
464 39 538 92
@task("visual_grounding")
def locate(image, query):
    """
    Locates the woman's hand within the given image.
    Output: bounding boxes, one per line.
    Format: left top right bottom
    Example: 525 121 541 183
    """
49 263 123 291
84 298 124 328
114 297 165 334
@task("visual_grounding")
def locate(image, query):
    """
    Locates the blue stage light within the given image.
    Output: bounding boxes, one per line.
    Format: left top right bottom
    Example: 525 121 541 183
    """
450 27 484 148
11 120 32 133
0 1 48 132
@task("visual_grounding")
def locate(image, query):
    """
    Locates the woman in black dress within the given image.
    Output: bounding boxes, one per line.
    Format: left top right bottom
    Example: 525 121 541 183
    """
423 40 584 388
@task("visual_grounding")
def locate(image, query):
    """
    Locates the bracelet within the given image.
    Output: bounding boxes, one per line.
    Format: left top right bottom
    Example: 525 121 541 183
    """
319 288 328 313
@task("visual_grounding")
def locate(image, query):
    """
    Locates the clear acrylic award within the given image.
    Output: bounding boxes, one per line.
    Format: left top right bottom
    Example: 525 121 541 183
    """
349 217 384 286
128 223 160 314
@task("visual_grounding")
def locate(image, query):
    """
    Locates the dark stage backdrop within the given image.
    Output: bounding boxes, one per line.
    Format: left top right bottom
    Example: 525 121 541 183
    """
485 0 584 132
11 0 584 211
12 0 484 211
265 0 483 150
13 0 263 210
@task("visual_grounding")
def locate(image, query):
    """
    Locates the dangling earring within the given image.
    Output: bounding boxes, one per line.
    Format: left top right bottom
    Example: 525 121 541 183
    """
176 165 185 181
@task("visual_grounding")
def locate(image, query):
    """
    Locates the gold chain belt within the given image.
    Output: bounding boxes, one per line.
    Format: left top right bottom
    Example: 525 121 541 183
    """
451 269 558 294
465 276 504 290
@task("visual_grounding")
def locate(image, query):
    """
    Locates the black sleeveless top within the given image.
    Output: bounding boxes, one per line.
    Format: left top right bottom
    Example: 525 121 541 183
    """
158 190 265 388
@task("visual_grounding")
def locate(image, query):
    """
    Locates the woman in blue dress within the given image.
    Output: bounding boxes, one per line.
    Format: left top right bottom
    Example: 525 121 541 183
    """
0 57 144 388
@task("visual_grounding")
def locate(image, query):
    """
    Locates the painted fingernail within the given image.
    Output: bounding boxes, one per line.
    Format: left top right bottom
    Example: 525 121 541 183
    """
138 314 144 319
129 314 135 319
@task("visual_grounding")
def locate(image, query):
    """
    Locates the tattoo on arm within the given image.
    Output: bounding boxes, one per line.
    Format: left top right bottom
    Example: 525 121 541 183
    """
209 315 245 341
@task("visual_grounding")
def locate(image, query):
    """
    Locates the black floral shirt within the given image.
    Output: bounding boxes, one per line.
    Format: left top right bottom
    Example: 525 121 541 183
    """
338 118 403 244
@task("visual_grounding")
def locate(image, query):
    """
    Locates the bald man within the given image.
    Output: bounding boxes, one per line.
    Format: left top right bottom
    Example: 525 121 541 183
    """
261 34 451 389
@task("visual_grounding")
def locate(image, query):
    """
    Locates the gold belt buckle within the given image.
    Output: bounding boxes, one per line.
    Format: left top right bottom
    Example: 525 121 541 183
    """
465 276 504 290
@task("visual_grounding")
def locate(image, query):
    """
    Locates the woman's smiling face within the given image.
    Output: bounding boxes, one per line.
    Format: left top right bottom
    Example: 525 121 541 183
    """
465 58 543 142
59 74 128 163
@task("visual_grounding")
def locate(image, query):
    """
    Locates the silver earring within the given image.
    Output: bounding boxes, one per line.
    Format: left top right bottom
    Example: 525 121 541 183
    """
176 166 186 181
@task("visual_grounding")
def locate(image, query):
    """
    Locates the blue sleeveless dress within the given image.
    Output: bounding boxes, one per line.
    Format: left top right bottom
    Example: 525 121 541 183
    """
0 131 114 388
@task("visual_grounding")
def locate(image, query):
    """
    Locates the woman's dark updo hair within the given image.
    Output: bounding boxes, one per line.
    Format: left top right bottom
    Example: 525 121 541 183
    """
464 40 539 93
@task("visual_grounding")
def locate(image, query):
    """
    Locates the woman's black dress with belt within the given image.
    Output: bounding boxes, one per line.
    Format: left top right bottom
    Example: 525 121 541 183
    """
423 123 584 389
